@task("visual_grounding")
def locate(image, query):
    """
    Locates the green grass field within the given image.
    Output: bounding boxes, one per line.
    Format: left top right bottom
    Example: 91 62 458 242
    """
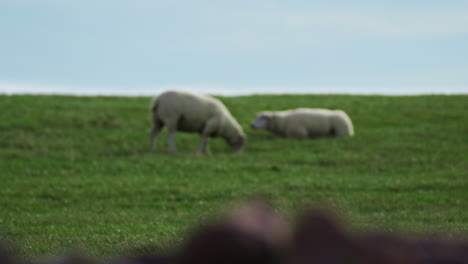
0 94 467 258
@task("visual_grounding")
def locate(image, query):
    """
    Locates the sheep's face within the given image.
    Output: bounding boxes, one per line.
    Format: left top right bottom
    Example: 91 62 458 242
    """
229 134 246 152
251 114 271 129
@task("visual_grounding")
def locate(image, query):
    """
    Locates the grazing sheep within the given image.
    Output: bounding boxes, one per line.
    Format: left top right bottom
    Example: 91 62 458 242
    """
251 108 354 138
149 90 246 154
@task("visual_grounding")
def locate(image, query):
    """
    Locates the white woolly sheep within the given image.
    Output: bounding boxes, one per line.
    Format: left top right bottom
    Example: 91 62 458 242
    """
251 108 354 138
149 90 246 154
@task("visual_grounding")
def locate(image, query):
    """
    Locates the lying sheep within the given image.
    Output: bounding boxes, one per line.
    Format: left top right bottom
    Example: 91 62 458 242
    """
149 90 246 154
251 108 354 138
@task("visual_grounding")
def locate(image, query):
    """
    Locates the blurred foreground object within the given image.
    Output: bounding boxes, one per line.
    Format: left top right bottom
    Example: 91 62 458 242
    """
1 202 467 264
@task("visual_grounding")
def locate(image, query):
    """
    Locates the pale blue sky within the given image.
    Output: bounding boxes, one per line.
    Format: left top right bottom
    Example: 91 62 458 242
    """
1 0 468 95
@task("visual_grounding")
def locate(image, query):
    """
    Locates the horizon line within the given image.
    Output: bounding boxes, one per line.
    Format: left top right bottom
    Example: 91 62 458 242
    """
1 82 467 97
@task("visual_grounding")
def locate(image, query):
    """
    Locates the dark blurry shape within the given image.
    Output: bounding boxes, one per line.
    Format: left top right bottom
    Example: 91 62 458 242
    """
109 254 171 264
409 237 468 264
1 203 468 264
37 252 98 264
0 239 20 264
109 241 172 264
358 232 417 264
175 202 290 264
289 207 468 264
288 208 408 264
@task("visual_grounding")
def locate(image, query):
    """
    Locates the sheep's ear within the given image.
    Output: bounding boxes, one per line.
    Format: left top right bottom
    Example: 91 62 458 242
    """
260 114 272 120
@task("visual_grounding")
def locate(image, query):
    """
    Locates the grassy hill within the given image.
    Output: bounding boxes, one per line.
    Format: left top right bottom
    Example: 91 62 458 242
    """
0 94 467 258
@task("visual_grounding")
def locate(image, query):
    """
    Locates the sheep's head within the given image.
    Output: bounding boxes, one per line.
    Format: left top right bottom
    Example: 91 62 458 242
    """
251 112 272 130
229 133 246 153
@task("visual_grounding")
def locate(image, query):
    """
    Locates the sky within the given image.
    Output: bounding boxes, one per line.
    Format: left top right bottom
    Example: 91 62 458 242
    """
1 0 468 95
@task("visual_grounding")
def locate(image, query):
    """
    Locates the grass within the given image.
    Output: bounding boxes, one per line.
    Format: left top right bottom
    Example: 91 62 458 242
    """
0 94 467 259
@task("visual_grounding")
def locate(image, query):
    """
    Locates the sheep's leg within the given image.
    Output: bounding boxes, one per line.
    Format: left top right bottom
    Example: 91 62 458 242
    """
197 135 209 155
167 128 177 153
197 119 217 155
149 122 163 151
204 143 212 155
